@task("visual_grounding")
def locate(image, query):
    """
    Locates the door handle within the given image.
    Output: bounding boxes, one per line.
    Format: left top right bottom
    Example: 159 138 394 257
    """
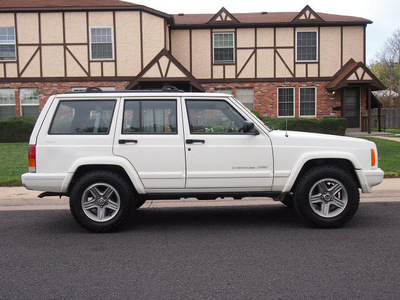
186 139 205 144
118 139 138 144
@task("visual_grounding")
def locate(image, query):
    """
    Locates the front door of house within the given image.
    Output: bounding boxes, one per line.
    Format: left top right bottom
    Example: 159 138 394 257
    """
344 87 360 128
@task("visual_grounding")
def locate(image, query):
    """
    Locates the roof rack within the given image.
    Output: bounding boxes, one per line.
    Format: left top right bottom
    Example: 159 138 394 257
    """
64 86 185 94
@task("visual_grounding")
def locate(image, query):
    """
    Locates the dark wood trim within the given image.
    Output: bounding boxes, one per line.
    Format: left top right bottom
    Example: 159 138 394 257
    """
38 13 43 77
19 47 40 76
198 77 332 84
340 26 343 67
14 12 20 76
113 11 117 77
367 85 371 133
156 60 163 77
86 12 91 76
293 27 296 77
318 27 320 77
66 47 89 76
3 62 6 78
63 12 67 77
276 49 295 77
140 11 143 70
273 28 276 78
363 25 366 63
235 28 237 78
237 50 255 78
210 29 213 79
189 29 192 73
165 60 171 77
254 28 257 78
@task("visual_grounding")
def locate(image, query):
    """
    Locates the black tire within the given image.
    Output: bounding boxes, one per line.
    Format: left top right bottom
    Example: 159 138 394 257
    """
70 170 134 232
293 165 359 228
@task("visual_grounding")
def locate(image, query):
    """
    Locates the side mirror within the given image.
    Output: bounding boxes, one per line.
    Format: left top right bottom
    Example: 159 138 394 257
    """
242 121 259 135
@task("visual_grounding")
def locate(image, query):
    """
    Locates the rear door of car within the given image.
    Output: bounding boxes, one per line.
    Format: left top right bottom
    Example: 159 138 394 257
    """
113 96 186 190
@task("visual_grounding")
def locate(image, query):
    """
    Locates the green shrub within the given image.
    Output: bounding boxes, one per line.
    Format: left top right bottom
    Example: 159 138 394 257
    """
0 116 37 143
260 116 347 136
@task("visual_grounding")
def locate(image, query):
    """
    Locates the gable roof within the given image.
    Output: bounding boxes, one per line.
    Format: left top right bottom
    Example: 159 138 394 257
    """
126 49 204 91
0 0 172 19
207 7 240 24
173 6 371 28
326 59 386 91
292 5 324 22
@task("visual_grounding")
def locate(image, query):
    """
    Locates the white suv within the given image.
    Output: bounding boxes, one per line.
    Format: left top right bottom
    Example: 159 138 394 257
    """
22 87 384 232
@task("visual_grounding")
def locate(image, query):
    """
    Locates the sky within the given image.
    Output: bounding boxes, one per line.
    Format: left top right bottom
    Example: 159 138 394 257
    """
131 0 400 64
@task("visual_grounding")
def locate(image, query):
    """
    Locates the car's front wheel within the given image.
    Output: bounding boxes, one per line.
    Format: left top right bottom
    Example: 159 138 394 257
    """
293 165 359 228
70 171 133 232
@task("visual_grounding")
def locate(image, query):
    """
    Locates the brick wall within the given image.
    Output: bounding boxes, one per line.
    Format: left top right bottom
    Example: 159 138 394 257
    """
0 81 130 117
203 81 342 119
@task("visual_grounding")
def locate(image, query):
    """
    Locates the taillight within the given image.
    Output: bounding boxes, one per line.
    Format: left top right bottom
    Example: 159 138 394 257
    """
28 145 36 173
371 148 376 167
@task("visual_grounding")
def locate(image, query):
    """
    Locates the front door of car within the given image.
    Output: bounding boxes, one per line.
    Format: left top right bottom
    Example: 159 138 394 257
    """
183 97 274 191
113 97 185 190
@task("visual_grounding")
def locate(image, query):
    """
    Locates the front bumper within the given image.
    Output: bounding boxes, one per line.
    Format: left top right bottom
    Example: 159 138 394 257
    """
355 168 385 193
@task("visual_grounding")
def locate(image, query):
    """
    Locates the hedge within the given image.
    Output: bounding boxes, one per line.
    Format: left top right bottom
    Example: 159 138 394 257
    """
260 116 348 136
0 116 37 143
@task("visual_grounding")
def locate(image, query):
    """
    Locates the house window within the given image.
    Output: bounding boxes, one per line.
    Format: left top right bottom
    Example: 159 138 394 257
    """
296 31 318 62
20 88 40 117
236 88 254 110
0 89 16 120
214 88 233 95
300 87 316 117
277 87 295 117
213 33 235 64
90 27 114 60
0 27 16 61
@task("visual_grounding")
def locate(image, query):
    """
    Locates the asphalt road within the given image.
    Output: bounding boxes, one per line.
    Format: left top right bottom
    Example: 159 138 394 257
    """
1 201 400 300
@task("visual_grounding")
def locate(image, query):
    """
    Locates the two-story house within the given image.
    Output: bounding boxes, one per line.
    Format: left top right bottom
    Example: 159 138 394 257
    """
0 0 385 132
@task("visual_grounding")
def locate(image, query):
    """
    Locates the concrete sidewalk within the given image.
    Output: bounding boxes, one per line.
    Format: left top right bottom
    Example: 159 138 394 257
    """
1 178 399 211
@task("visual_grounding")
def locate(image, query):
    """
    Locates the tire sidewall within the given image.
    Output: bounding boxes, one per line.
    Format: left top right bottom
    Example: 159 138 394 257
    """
293 165 360 228
70 171 132 232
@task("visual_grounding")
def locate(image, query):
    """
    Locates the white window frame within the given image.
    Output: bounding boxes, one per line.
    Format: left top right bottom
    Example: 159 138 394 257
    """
213 32 235 64
0 27 16 62
0 89 16 120
299 87 317 117
277 87 295 118
295 30 318 62
19 88 40 117
89 26 115 61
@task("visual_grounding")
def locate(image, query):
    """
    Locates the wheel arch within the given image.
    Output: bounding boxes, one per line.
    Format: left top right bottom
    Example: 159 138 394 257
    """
284 158 360 193
67 164 144 196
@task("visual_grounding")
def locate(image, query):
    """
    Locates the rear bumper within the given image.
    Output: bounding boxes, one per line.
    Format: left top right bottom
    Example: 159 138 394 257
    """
355 168 385 193
21 173 70 193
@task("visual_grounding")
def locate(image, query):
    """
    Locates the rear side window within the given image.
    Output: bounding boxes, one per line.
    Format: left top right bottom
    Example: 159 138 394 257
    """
49 100 116 134
122 100 177 134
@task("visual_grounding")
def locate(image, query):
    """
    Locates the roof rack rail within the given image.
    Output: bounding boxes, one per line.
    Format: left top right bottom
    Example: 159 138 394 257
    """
64 85 186 94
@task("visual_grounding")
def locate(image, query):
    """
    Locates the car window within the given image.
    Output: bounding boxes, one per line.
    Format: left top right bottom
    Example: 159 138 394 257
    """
186 99 246 134
49 100 116 134
122 100 177 134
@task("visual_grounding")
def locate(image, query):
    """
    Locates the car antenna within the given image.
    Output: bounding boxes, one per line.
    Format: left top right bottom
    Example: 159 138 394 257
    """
285 118 289 137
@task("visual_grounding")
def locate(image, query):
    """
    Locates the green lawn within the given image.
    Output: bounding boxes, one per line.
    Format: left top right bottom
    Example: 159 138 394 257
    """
0 143 28 186
0 138 398 186
372 128 400 135
361 137 400 177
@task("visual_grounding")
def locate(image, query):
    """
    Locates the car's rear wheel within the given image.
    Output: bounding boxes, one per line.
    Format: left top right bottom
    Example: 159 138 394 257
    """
70 171 133 232
293 165 359 228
